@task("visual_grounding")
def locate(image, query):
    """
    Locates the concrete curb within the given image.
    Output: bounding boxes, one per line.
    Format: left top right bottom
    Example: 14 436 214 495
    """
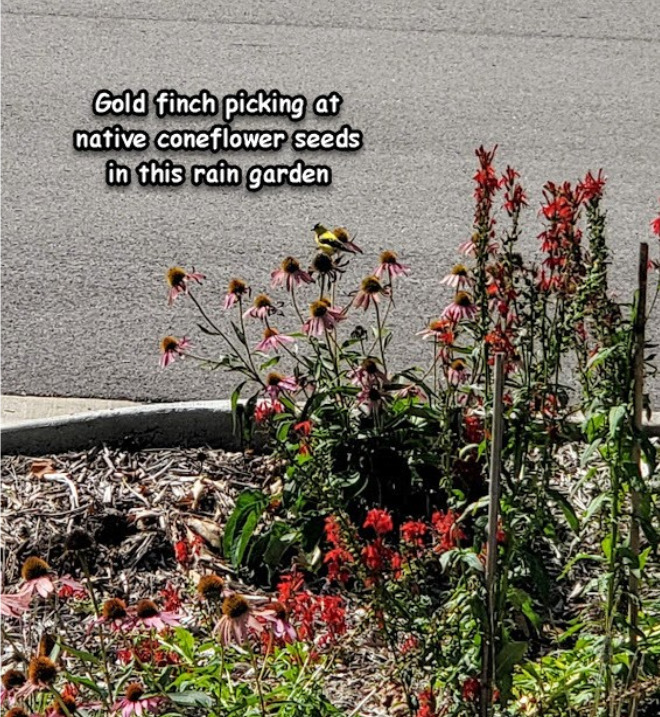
0 400 246 456
1 400 657 457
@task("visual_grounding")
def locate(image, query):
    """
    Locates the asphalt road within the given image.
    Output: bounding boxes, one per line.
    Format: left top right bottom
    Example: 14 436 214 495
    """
2 1 660 402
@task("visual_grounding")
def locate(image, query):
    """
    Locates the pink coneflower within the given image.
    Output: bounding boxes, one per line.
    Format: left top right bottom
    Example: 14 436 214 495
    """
271 257 314 291
255 327 296 353
440 264 472 290
89 597 130 632
223 278 250 309
0 591 31 618
159 336 191 368
265 372 300 399
303 299 345 337
441 292 477 323
166 266 205 305
353 276 390 310
254 397 285 424
215 594 263 645
447 358 470 386
347 357 387 387
18 558 54 599
15 656 57 701
395 383 427 401
1 670 26 706
244 293 277 320
261 601 297 642
357 385 386 414
129 599 180 631
113 682 162 717
374 250 410 280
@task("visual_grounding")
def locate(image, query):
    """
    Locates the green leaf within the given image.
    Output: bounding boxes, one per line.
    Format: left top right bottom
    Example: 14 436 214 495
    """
496 640 528 700
168 691 214 708
223 490 268 567
583 493 608 522
547 488 579 533
60 643 101 665
608 405 628 438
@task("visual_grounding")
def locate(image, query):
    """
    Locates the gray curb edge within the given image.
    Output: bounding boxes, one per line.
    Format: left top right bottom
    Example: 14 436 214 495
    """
2 401 658 457
0 401 247 456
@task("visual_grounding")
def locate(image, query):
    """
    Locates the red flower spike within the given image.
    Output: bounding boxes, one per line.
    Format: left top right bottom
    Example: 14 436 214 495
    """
363 508 394 536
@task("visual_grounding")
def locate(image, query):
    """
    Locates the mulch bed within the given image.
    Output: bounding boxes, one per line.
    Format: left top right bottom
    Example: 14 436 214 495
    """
0 446 393 716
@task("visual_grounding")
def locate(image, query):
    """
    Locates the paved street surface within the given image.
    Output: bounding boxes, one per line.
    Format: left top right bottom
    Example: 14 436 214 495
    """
2 1 660 402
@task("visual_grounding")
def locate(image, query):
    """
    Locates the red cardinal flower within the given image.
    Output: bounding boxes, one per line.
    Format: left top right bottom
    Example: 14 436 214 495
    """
363 508 394 536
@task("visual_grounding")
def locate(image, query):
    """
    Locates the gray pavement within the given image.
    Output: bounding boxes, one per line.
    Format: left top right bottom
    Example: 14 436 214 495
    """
2 1 660 403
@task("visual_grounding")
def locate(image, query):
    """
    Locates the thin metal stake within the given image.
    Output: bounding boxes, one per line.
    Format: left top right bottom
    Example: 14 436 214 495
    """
481 352 505 717
629 242 648 717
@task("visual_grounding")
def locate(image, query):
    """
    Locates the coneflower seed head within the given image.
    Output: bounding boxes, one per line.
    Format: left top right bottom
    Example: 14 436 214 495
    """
136 599 159 619
21 557 50 581
167 267 186 287
102 597 127 621
197 574 224 601
125 682 145 702
28 656 57 685
361 276 383 294
222 594 249 619
310 300 328 318
1 669 26 690
454 292 473 307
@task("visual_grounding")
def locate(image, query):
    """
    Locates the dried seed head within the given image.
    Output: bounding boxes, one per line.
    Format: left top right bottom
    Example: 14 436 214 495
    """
379 250 398 264
135 599 160 619
5 708 30 717
28 655 57 685
197 575 225 601
50 695 77 715
254 293 273 309
1 669 26 690
228 278 248 295
21 557 50 581
360 276 383 294
102 597 127 621
38 633 56 657
125 682 145 702
454 291 473 307
281 256 301 273
160 336 180 353
222 594 249 619
310 300 328 318
311 252 334 273
167 267 186 287
65 528 94 553
362 358 380 374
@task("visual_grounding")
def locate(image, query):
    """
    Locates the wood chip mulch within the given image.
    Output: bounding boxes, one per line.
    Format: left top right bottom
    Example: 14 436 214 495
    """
0 446 394 716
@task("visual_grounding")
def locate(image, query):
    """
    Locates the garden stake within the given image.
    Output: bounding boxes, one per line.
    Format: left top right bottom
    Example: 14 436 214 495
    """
628 241 648 717
481 352 505 717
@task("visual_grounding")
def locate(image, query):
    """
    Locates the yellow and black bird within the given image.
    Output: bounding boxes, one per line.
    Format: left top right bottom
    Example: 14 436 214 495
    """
312 224 362 255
